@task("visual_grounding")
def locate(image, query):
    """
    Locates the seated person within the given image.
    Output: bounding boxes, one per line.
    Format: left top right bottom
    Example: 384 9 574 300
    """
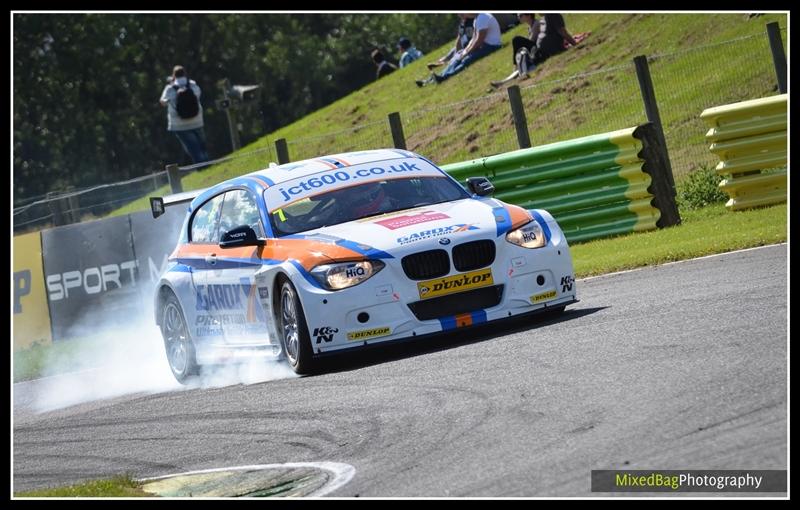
398 37 424 68
429 13 503 84
371 48 398 80
490 12 579 88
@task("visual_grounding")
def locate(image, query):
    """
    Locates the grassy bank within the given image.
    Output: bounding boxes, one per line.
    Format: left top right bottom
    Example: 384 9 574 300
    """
108 12 786 217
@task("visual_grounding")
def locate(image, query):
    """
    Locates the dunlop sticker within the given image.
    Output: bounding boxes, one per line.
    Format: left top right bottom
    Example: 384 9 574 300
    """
347 327 391 341
531 289 557 303
418 268 493 300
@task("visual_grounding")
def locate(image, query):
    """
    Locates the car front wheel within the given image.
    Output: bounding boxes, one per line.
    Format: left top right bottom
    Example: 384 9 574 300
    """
278 279 316 375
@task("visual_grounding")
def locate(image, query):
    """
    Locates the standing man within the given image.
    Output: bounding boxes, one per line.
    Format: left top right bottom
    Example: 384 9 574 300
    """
431 13 502 83
160 65 209 164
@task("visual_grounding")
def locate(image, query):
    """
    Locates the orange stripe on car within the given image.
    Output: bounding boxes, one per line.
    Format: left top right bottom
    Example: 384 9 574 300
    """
173 239 366 271
316 159 338 170
505 204 533 229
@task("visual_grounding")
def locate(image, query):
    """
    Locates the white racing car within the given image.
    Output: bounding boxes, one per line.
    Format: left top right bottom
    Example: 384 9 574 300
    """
151 149 577 382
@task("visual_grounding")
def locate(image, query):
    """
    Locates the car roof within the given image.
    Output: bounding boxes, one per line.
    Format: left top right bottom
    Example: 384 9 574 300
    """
244 148 419 186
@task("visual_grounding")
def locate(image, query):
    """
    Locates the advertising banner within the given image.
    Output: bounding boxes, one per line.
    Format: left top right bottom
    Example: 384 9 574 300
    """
41 216 141 339
13 232 52 350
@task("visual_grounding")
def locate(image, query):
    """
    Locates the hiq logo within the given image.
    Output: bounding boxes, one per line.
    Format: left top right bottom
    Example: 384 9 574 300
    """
345 265 366 278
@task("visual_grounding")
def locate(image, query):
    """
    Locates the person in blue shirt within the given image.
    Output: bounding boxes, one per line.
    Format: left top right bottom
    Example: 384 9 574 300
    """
397 37 423 68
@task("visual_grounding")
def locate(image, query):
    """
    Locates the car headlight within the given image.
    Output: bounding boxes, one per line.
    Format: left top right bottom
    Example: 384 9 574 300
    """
506 220 546 249
310 260 385 290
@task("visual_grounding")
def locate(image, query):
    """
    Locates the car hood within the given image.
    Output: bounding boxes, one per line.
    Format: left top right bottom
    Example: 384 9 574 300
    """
291 198 532 258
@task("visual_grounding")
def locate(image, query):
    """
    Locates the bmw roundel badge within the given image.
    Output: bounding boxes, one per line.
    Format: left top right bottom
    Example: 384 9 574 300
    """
439 238 451 245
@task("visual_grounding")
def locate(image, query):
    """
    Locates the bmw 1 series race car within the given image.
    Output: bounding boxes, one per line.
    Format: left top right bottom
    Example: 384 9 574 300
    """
151 149 577 382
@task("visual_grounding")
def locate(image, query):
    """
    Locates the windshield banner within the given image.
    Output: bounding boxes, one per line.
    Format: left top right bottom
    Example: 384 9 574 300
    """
265 158 445 211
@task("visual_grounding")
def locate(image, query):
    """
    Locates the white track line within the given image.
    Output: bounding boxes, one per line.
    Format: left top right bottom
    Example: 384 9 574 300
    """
137 461 356 497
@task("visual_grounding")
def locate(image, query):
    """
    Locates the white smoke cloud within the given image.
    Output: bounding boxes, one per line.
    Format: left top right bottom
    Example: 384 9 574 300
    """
16 293 298 414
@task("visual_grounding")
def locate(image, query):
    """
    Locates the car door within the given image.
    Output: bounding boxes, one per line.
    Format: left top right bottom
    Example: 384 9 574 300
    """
186 192 226 342
205 188 271 346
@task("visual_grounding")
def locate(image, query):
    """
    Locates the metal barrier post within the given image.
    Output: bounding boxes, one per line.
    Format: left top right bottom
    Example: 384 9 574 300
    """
275 138 290 164
166 163 183 193
47 191 68 227
507 85 532 149
633 55 676 191
220 78 241 152
66 191 80 224
636 123 681 227
766 22 787 94
388 112 407 150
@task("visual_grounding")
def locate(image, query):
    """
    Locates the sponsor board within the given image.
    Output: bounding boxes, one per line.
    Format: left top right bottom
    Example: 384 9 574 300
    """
347 327 391 341
530 289 557 303
13 232 53 350
417 269 493 300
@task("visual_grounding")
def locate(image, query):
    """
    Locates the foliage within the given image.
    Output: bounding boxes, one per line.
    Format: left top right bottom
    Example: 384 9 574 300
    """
13 13 455 201
676 165 729 210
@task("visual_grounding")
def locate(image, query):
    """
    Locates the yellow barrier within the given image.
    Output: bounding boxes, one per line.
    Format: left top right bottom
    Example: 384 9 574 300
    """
700 94 787 211
13 231 53 350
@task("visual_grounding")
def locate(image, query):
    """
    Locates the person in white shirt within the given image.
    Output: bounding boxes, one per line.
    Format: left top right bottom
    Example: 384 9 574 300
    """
430 13 502 83
159 65 209 163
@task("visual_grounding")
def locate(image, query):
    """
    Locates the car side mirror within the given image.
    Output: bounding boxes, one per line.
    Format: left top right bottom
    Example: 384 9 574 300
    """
466 176 495 196
219 225 266 248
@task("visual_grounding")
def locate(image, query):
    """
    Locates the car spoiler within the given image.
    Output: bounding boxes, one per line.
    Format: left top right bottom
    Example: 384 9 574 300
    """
150 187 210 219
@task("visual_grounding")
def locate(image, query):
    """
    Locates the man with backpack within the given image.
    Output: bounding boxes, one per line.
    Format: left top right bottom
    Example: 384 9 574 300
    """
159 65 209 164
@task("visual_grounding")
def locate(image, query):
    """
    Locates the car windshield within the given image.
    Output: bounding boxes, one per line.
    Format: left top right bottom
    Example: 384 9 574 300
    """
268 176 470 236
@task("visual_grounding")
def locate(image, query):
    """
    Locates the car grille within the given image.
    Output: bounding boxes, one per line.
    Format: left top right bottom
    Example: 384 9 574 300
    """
452 240 496 272
407 285 504 321
401 249 450 280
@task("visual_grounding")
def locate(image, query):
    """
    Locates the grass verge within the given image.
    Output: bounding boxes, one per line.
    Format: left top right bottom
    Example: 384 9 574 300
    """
15 475 153 497
571 202 787 277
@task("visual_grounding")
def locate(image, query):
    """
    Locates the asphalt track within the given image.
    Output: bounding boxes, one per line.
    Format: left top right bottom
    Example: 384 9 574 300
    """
13 244 787 496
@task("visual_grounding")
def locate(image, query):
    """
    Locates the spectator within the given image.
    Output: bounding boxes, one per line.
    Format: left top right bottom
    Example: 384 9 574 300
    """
490 13 541 88
371 48 398 80
429 13 502 84
490 13 578 88
426 14 474 70
417 14 474 87
397 37 423 68
159 65 209 164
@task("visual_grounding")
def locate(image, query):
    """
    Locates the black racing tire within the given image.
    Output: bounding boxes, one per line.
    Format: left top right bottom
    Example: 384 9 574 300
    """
277 279 317 375
160 291 200 384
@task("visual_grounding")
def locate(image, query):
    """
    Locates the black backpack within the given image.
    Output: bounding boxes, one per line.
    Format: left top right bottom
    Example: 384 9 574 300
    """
174 81 200 119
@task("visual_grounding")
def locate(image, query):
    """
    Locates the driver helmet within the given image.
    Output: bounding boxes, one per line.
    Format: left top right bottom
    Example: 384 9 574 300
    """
341 182 386 217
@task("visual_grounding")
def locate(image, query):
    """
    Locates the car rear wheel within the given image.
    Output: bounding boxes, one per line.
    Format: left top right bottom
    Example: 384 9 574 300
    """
160 292 199 384
278 280 316 375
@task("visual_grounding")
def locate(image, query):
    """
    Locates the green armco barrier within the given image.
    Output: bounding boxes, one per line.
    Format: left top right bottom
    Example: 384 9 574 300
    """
441 125 675 243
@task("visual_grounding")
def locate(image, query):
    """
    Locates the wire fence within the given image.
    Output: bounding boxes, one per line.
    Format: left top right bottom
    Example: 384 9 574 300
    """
286 119 393 162
404 92 520 164
650 31 781 178
14 23 785 234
